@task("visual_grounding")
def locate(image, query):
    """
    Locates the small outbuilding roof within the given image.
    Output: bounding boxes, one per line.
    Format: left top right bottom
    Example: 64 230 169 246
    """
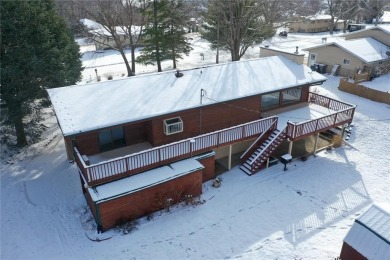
344 203 390 260
48 56 326 136
89 157 204 203
304 37 390 63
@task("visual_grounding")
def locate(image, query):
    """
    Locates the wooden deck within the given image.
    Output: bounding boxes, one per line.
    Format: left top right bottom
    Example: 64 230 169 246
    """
75 117 278 186
74 92 356 186
286 93 355 141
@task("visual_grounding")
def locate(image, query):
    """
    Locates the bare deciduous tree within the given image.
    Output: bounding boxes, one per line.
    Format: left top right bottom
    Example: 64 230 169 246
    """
324 0 368 34
361 0 390 25
201 0 276 62
78 0 147 76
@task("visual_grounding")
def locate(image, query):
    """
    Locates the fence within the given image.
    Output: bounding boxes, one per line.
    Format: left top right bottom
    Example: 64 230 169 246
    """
339 78 390 105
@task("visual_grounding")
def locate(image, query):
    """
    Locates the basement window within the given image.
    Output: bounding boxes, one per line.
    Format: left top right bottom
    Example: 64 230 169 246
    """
164 117 183 135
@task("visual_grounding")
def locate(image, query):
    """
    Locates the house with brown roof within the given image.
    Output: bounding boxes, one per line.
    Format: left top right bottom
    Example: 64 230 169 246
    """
289 15 344 33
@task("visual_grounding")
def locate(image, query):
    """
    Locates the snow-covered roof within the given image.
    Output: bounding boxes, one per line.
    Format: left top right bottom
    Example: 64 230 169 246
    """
304 37 390 63
80 18 103 30
307 15 344 22
308 14 332 20
378 24 390 34
342 24 390 37
47 56 327 136
344 203 390 260
90 26 141 37
379 11 390 23
291 15 344 22
88 158 204 202
81 18 140 36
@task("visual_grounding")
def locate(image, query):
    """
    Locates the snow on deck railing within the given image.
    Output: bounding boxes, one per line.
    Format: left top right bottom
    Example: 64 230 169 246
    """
308 92 356 112
249 126 287 166
283 92 356 140
240 119 278 161
286 107 355 140
75 116 277 186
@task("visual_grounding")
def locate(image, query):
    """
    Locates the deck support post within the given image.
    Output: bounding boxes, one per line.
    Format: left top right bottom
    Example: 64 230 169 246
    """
266 157 270 168
313 133 319 155
288 140 293 155
228 145 232 170
341 124 346 138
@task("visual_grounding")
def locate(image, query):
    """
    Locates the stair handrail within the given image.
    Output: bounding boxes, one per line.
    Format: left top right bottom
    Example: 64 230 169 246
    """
240 118 278 160
249 126 287 165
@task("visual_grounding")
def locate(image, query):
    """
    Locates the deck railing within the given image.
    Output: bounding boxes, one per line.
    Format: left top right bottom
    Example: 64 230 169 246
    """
75 116 278 186
286 92 356 140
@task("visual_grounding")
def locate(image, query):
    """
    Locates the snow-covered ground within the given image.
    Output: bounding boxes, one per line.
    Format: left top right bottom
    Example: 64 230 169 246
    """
79 31 346 84
363 73 390 92
1 32 390 260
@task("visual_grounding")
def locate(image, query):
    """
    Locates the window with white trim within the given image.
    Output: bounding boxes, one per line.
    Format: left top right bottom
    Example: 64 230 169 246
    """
163 117 183 135
343 59 351 65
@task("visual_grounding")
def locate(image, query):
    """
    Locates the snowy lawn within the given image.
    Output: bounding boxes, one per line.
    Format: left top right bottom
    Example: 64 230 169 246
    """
1 32 390 259
79 31 345 84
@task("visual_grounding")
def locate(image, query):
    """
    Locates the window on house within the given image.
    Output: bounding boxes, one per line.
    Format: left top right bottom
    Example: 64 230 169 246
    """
282 87 302 104
99 127 126 152
261 92 280 109
343 59 351 65
163 117 183 135
311 21 315 24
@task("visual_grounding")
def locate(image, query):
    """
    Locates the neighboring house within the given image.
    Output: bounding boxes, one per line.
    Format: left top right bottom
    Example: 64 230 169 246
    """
304 37 390 77
81 18 140 50
289 15 344 33
48 56 356 232
343 24 390 46
340 203 390 260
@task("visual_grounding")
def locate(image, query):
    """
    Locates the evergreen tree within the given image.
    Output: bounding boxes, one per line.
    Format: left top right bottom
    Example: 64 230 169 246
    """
136 0 170 72
164 0 193 69
1 0 83 146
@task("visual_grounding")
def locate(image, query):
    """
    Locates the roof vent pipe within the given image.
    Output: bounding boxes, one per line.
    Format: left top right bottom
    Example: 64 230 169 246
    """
295 46 299 54
175 70 183 78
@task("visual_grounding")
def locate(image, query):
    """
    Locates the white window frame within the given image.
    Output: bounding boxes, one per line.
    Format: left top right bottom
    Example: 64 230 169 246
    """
343 59 351 65
163 117 183 135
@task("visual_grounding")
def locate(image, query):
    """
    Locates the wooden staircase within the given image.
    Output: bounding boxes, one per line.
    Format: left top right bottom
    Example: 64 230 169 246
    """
240 127 287 175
